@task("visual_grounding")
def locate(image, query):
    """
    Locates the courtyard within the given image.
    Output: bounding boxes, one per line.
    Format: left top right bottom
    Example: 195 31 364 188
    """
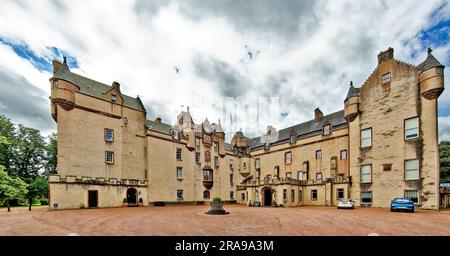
1 204 449 236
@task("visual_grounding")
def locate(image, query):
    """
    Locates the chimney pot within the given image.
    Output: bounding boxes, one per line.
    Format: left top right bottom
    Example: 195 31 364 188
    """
377 47 394 64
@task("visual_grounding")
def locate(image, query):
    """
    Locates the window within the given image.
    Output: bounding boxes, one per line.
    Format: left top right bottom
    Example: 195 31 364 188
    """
203 170 213 181
361 191 372 204
195 152 200 164
285 151 292 164
104 128 114 142
382 72 391 84
205 151 211 162
405 117 419 140
311 190 318 200
230 191 234 199
243 163 247 170
105 151 114 164
241 193 245 201
361 128 372 148
436 67 443 75
337 188 344 200
274 166 280 177
286 172 292 178
173 131 179 140
283 189 287 201
214 156 219 167
176 167 183 180
383 164 392 171
297 171 304 181
361 165 372 183
323 124 331 135
298 190 302 202
195 137 200 147
290 134 296 144
405 159 419 180
213 141 218 152
229 159 233 170
255 158 260 169
177 190 184 200
291 190 295 202
256 170 260 179
340 150 347 160
203 190 210 199
111 94 117 102
316 172 322 181
315 150 322 159
230 174 234 184
405 190 419 203
176 148 182 160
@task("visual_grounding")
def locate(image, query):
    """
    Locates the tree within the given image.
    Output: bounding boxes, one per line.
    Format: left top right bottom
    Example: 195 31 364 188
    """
0 116 15 171
440 141 450 183
0 166 28 211
26 176 48 211
44 133 57 175
10 125 46 180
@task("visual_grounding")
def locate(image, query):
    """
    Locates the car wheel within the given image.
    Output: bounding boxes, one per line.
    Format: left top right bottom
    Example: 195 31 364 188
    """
390 208 394 212
410 209 414 213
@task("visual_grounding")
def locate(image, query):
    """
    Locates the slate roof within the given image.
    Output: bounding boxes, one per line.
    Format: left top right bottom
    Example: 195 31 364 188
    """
417 48 444 72
146 120 172 134
51 62 146 112
344 83 360 101
247 110 347 149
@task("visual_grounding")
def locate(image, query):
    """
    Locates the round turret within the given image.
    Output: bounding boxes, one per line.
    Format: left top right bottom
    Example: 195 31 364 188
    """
343 81 360 122
418 48 445 100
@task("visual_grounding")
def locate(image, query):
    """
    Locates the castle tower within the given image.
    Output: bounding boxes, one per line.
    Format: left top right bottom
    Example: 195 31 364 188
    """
418 47 445 209
344 81 360 122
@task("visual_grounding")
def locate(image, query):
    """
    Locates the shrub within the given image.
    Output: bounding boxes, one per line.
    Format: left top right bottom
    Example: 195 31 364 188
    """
123 198 127 203
79 203 85 209
212 197 221 202
40 198 49 205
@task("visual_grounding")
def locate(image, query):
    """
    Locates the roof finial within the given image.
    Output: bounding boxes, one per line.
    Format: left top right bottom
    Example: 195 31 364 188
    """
63 56 67 64
350 81 353 87
187 105 190 113
428 47 432 56
218 118 221 124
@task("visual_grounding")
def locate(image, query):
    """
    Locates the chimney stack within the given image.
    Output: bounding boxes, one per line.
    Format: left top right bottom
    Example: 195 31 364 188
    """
155 117 161 124
314 108 323 122
377 47 394 64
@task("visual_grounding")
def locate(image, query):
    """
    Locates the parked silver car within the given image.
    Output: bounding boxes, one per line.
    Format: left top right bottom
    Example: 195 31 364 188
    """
337 198 354 209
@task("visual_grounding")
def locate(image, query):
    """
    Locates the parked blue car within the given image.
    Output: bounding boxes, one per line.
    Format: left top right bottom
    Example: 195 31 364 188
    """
390 198 414 213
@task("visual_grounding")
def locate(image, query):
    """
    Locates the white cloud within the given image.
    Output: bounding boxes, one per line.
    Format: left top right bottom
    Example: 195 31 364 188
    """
0 0 449 141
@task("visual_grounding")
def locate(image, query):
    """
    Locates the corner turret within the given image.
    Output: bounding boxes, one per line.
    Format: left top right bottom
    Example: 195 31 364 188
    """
418 47 445 100
343 81 360 122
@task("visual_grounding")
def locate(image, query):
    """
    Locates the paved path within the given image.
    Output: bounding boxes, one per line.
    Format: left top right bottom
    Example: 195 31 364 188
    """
1 205 449 236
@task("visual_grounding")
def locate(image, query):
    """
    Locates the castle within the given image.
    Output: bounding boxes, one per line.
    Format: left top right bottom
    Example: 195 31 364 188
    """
48 47 445 210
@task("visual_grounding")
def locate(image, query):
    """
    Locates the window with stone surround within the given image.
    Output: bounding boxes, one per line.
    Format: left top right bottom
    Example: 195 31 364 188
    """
291 190 295 202
316 172 322 181
255 158 260 169
111 94 117 102
243 162 247 170
298 190 302 202
283 189 287 201
382 72 391 84
195 152 200 164
311 190 318 201
230 174 234 184
361 164 372 183
176 148 182 160
290 134 296 144
213 141 218 152
436 67 443 75
274 166 280 177
105 151 114 164
285 151 292 164
214 156 219 167
361 191 372 204
361 128 372 148
405 190 419 203
323 124 331 136
315 150 322 159
230 191 234 199
337 188 344 200
104 128 114 142
241 193 245 201
405 117 419 140
286 172 292 178
203 190 210 199
176 167 183 180
340 149 347 160
405 159 419 180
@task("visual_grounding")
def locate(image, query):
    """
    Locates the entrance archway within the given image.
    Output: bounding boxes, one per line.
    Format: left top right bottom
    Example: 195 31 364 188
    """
127 188 137 207
263 188 272 207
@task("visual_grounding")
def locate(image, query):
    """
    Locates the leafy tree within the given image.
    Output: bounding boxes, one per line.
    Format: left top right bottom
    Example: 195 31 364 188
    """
440 141 450 183
0 116 15 171
26 176 48 210
9 125 46 180
44 133 57 175
0 166 28 211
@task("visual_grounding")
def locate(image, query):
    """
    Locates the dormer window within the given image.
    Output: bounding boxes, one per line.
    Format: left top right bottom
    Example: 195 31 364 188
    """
111 94 117 102
289 134 296 144
323 124 331 136
264 142 270 151
436 67 443 76
382 72 391 84
173 130 179 140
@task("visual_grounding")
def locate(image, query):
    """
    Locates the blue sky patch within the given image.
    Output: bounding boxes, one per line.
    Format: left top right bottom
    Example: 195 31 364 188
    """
0 37 78 72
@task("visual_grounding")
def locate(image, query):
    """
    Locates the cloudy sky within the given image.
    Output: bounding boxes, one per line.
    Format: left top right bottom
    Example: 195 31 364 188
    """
0 0 449 142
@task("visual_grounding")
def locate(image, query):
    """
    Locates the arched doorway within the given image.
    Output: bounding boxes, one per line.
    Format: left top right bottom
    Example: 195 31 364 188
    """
203 190 210 199
263 188 272 207
127 188 137 207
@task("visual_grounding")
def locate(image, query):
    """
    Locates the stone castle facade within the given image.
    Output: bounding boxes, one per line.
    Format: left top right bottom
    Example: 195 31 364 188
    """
48 47 445 210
